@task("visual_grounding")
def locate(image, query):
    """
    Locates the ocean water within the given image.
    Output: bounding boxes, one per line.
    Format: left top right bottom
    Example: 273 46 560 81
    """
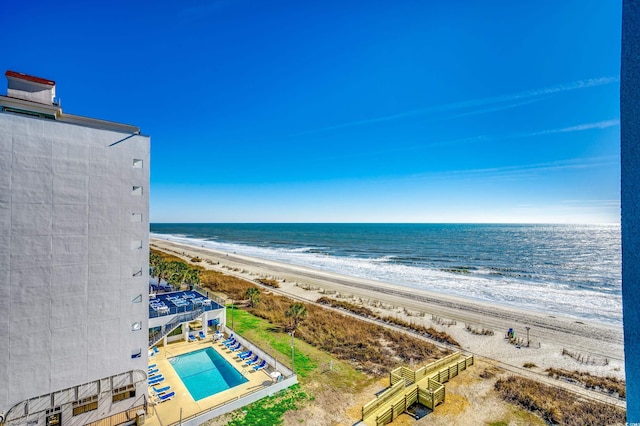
150 223 622 326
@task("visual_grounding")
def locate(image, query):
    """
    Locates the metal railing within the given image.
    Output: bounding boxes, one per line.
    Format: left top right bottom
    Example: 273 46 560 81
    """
1 370 148 426
164 374 298 426
149 299 223 319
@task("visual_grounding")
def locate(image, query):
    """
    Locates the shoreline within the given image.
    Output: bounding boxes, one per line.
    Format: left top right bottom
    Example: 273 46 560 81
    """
151 237 626 380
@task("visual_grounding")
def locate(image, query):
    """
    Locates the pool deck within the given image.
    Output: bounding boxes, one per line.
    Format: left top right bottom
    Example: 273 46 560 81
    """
145 338 274 425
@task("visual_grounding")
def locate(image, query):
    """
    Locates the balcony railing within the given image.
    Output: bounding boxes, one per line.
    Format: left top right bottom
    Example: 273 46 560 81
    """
149 309 204 347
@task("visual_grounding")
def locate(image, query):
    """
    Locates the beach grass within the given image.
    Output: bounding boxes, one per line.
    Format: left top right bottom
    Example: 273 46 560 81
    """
545 368 626 398
316 296 460 347
494 375 626 425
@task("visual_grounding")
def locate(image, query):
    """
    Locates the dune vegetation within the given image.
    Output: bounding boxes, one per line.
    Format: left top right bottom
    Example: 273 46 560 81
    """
494 376 626 426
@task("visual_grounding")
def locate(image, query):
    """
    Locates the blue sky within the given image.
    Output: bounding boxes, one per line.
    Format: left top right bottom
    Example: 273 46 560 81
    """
3 0 621 223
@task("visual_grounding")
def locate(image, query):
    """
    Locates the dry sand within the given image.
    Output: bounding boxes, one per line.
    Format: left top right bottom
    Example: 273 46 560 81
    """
151 238 625 382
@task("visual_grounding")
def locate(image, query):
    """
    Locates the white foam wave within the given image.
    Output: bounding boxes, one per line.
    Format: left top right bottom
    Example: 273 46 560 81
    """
151 233 622 325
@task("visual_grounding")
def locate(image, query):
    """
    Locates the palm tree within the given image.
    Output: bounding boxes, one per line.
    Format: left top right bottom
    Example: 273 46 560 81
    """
184 268 201 290
245 287 261 308
285 302 307 333
166 261 188 290
154 260 170 288
149 252 165 283
285 302 307 374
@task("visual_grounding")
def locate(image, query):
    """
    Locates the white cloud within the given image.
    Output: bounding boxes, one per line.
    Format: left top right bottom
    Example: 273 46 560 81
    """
294 76 620 135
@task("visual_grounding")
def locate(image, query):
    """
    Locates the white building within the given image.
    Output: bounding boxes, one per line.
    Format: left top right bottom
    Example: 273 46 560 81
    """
0 71 150 426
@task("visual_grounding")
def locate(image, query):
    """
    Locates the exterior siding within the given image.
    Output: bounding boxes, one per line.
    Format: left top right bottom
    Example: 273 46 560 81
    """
0 110 150 423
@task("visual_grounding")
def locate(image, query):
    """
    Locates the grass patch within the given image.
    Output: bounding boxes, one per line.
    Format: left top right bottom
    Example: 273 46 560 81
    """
226 385 308 426
228 306 317 378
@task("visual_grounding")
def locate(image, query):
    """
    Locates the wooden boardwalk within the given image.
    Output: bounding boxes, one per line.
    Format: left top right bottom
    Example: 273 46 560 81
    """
362 352 474 426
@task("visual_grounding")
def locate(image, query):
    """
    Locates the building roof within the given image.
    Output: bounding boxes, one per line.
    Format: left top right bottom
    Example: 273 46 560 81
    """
5 70 55 86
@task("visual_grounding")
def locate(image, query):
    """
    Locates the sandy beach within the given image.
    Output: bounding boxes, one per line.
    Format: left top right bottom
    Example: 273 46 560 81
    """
151 238 625 382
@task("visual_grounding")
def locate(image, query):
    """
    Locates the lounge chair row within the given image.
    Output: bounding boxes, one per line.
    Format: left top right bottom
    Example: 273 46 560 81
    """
148 365 175 403
219 335 267 371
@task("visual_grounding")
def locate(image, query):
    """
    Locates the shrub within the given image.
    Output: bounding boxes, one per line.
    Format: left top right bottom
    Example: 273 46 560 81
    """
256 278 280 288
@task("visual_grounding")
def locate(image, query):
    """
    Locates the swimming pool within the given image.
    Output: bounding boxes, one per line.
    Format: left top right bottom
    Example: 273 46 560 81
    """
170 347 248 401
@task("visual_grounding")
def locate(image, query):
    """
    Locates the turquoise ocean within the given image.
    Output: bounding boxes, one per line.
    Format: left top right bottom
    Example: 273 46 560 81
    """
150 223 621 326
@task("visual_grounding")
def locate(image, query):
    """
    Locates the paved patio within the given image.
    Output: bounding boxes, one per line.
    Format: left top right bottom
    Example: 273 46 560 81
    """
144 337 274 426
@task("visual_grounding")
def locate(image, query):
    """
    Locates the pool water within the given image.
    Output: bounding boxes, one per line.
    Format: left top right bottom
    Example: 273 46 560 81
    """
170 347 248 401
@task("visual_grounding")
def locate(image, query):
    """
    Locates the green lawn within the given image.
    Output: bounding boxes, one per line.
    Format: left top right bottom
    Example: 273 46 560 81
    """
226 385 309 426
226 306 371 390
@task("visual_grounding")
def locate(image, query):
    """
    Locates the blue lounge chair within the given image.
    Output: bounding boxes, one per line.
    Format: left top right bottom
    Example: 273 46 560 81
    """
152 385 171 394
238 350 252 359
156 391 175 403
223 338 237 348
153 347 160 354
148 363 157 369
222 334 234 344
228 342 241 351
253 360 267 371
198 331 206 340
148 368 159 375
245 355 259 365
188 334 197 342
148 376 164 385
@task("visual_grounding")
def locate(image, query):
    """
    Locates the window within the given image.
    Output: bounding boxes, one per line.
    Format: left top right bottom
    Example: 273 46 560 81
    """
112 385 136 403
132 186 142 196
133 159 143 168
72 396 98 416
46 409 61 426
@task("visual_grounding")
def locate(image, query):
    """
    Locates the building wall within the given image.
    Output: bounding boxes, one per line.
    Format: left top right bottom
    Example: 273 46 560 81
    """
622 0 640 420
0 111 150 416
